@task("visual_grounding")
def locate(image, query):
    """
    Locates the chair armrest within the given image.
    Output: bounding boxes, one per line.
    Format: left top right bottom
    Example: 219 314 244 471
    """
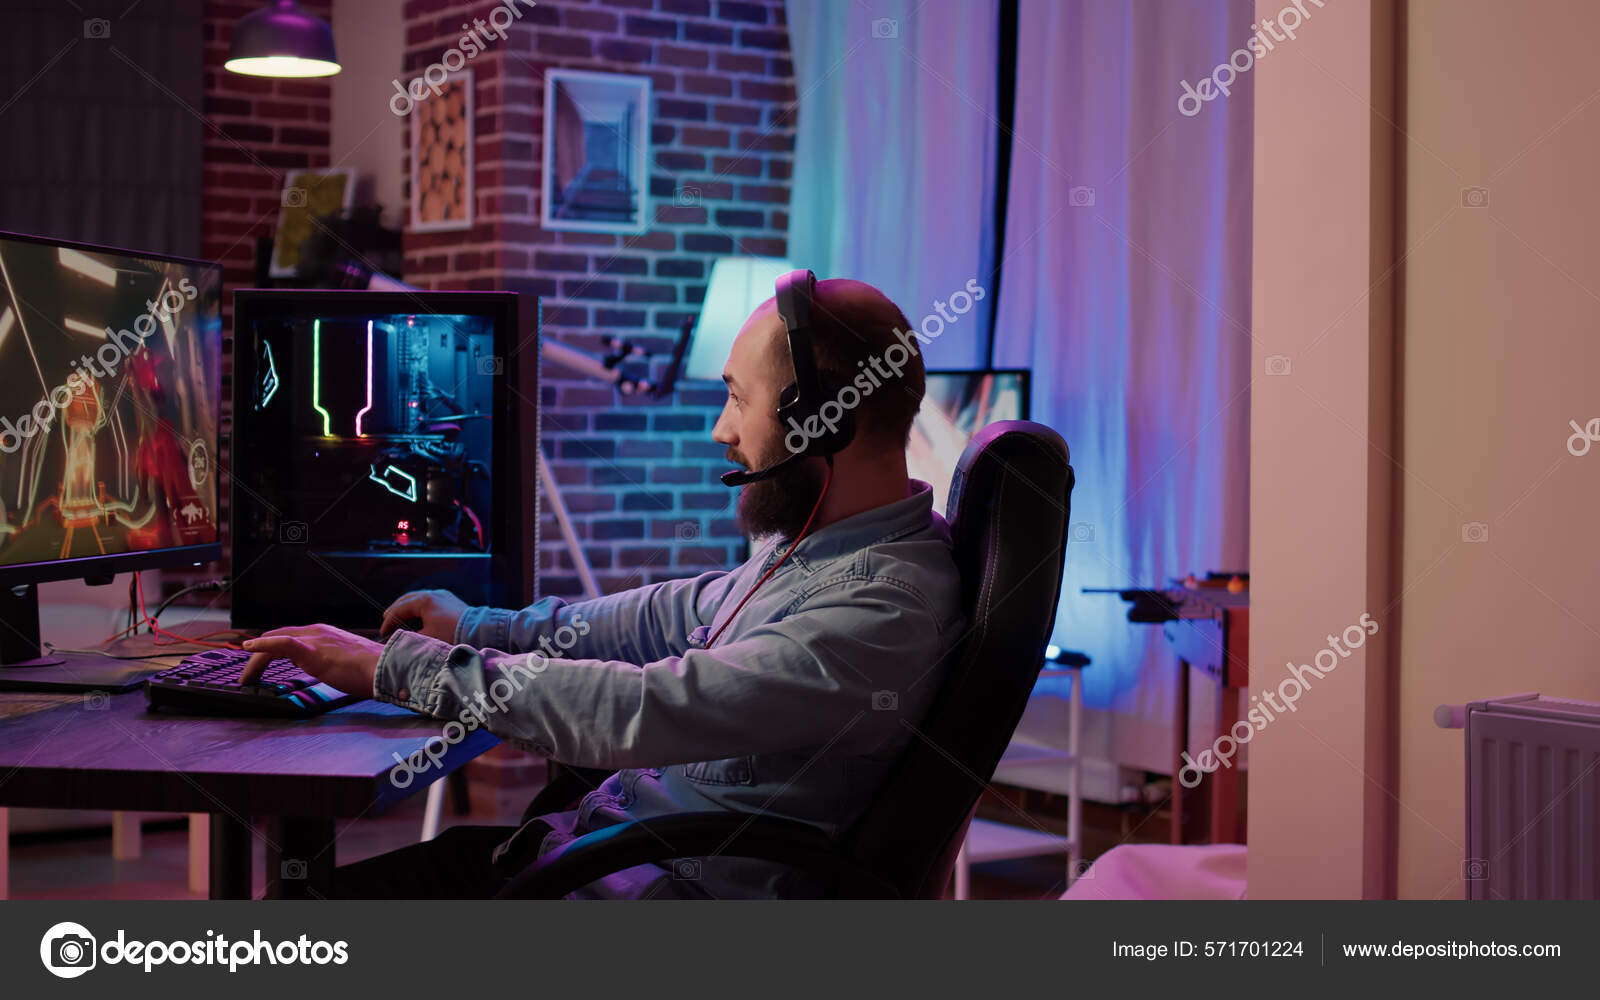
494 811 900 899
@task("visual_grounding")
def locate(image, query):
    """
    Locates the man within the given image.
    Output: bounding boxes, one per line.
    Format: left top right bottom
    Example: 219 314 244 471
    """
240 278 965 898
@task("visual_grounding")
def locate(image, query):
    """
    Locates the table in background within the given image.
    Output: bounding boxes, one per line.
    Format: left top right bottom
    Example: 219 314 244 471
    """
1162 586 1248 845
1096 576 1249 846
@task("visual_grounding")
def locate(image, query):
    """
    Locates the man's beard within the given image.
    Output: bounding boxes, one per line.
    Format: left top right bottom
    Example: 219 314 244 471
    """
731 444 827 541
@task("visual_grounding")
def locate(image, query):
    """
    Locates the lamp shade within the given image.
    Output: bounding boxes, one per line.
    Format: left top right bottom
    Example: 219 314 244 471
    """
684 256 795 381
225 0 340 78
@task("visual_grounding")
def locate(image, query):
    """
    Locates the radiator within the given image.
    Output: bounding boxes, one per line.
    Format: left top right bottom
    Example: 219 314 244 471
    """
1435 693 1600 900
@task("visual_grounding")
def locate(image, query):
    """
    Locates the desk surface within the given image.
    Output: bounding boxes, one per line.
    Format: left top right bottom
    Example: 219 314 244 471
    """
0 686 499 818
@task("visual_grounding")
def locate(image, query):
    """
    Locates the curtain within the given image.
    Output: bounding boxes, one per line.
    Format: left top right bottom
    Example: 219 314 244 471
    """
0 0 203 256
992 0 1254 772
784 0 999 369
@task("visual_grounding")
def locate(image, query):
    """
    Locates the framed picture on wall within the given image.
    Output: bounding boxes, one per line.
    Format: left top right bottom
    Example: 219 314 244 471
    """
271 168 354 277
410 68 474 232
541 69 652 234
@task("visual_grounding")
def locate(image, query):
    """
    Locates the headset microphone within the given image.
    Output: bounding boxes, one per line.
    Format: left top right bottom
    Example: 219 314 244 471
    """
718 269 855 488
719 450 808 487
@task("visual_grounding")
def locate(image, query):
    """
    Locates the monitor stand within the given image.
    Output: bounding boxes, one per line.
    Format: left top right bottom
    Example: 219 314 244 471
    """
0 582 64 668
0 583 164 693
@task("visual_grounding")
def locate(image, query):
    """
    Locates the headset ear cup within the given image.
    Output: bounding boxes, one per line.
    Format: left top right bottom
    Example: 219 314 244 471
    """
812 373 857 454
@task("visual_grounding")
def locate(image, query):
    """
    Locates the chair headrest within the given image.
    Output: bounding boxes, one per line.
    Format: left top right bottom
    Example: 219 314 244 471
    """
947 420 1070 524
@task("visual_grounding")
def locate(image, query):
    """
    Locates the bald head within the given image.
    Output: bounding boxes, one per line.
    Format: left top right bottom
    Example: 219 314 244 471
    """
755 278 924 451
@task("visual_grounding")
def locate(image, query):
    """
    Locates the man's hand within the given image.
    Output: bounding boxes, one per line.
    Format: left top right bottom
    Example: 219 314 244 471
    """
379 589 467 643
239 624 385 695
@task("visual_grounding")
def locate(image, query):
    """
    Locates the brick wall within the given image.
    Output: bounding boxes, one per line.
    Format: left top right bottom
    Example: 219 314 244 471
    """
185 1 335 596
202 0 335 316
401 0 796 599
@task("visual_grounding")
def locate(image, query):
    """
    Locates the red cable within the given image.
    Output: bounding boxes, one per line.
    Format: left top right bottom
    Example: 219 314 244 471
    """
455 500 485 548
130 571 243 650
706 460 833 648
150 628 240 650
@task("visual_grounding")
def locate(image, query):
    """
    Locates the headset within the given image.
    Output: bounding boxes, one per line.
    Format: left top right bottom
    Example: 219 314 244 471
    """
719 268 857 487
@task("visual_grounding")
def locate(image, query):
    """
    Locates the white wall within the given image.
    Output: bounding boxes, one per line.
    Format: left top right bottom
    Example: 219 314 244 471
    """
1394 0 1600 899
331 0 406 228
1251 0 1600 899
1249 0 1396 899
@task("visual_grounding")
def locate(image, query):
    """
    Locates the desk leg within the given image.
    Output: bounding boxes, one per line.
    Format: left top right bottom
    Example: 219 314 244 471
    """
1171 659 1190 845
189 814 209 896
112 811 141 859
209 812 253 900
264 817 335 900
1211 686 1243 844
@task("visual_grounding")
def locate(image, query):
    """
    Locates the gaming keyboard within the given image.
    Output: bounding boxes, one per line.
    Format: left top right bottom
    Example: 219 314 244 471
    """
145 647 361 717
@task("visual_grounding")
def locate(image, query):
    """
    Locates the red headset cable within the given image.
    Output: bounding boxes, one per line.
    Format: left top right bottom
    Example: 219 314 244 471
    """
706 458 833 648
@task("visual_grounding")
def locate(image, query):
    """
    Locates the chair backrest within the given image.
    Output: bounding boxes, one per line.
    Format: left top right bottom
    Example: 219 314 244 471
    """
842 420 1074 898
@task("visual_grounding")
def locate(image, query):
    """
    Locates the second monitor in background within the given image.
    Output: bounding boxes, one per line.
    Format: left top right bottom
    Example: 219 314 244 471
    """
229 290 539 634
910 369 1030 517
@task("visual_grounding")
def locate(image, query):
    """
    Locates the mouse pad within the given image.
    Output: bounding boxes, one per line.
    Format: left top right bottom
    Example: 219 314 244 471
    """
0 660 170 694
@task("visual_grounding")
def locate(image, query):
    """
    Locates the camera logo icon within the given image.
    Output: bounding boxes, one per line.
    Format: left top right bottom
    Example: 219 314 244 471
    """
282 186 308 209
83 18 110 39
1070 522 1095 543
672 858 703 880
870 17 899 38
871 690 899 711
674 185 702 207
1068 185 1095 207
1461 186 1489 208
40 921 97 978
279 520 309 544
1462 857 1489 881
674 520 700 541
281 859 308 880
1265 354 1292 376
477 355 503 375
1461 521 1490 543
83 691 110 711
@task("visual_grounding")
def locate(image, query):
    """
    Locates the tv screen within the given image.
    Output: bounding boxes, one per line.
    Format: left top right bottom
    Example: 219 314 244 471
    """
909 369 1030 518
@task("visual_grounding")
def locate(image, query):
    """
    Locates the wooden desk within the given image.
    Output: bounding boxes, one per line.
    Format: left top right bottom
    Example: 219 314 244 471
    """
0 686 497 898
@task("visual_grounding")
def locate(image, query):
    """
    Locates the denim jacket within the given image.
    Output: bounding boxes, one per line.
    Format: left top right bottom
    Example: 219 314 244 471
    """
373 479 964 898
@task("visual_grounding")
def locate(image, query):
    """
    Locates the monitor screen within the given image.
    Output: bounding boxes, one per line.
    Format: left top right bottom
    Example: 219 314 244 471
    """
0 232 222 583
909 369 1030 518
229 290 536 632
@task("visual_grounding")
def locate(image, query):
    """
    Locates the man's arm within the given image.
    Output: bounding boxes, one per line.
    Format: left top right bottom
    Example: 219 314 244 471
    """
376 578 952 769
453 567 744 666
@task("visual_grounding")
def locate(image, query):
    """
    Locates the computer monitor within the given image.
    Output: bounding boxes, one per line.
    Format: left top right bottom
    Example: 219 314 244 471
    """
229 290 539 633
909 369 1031 518
0 230 223 671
